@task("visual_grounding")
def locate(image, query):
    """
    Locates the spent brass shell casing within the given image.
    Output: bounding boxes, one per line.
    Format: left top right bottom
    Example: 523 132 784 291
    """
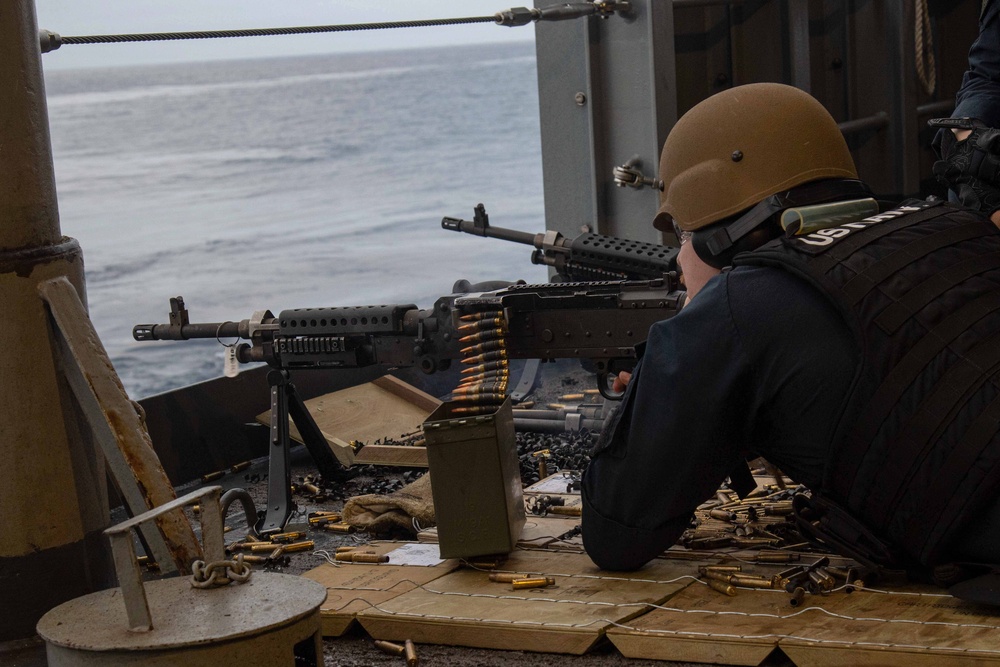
789 587 806 607
250 542 281 553
716 491 734 505
301 482 321 495
201 471 225 483
559 393 585 401
707 579 737 597
308 514 340 525
688 536 733 549
374 640 406 656
729 575 775 589
698 565 742 574
351 553 390 564
808 569 835 591
268 531 306 543
323 523 357 533
511 577 556 589
702 570 735 584
405 639 418 667
230 460 252 473
335 546 357 553
281 540 315 553
709 509 737 522
755 551 800 564
764 502 795 516
459 311 502 322
538 459 548 479
241 555 269 564
489 572 528 583
547 505 582 517
458 328 506 344
269 546 285 559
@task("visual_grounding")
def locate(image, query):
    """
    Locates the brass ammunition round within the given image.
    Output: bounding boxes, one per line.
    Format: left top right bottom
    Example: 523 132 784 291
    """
374 640 406 656
461 339 506 356
729 575 775 589
308 514 340 525
451 393 507 404
459 311 502 322
547 505 582 517
301 482 321 495
488 572 527 583
230 460 252 473
458 317 505 334
453 381 507 394
698 565 742 574
201 470 225 483
789 587 806 607
709 509 737 522
460 359 508 375
511 577 556 589
458 328 506 344
281 540 315 554
405 639 418 667
250 542 281 553
707 579 737 597
458 373 509 387
451 405 501 415
324 523 357 533
460 349 508 365
755 551 800 563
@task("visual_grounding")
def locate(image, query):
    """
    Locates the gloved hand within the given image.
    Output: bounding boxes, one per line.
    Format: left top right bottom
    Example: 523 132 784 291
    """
932 122 1000 216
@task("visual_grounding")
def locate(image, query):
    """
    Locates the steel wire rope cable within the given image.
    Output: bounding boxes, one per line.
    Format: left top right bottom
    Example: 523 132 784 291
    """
47 16 497 47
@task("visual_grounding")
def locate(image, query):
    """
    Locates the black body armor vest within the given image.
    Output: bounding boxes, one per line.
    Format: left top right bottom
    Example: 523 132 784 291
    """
734 201 1000 566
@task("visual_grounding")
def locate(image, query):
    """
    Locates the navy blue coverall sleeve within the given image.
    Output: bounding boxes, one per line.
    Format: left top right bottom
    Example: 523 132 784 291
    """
955 1 1000 127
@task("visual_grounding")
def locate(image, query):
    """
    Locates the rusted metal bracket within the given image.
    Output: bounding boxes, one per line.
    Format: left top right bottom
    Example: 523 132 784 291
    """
38 276 201 574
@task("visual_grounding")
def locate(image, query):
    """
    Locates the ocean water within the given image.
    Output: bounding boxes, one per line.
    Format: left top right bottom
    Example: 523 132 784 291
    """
43 41 548 398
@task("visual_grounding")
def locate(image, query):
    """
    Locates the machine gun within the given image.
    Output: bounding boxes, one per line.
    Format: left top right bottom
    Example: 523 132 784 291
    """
134 277 684 533
442 203 678 282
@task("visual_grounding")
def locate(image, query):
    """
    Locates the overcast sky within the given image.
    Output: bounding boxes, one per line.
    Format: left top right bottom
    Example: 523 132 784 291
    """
35 1 534 70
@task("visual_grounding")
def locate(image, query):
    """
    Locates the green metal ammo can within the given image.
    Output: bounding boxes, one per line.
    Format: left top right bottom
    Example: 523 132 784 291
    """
422 398 525 558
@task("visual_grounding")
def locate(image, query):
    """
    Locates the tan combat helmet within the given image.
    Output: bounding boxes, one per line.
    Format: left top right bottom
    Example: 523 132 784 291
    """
654 83 858 233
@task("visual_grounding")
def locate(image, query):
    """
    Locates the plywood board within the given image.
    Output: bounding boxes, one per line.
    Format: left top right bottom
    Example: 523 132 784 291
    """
300 541 459 637
607 579 787 666
357 548 696 655
608 575 1000 666
257 375 439 467
779 584 1000 666
352 444 427 467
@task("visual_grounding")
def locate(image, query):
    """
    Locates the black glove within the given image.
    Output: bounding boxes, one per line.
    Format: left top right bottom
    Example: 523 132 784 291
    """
930 119 1000 216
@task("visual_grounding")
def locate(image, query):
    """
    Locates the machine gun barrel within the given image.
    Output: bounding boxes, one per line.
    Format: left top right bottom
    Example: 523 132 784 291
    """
133 320 250 341
443 203 678 282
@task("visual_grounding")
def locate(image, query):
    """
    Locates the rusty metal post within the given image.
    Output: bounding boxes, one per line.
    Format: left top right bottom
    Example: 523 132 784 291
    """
0 0 114 643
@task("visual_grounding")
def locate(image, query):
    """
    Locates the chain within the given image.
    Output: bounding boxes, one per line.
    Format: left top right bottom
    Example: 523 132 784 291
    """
190 554 252 589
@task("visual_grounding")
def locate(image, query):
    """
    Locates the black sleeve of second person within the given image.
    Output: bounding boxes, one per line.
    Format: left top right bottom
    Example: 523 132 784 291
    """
955 0 1000 128
581 274 754 571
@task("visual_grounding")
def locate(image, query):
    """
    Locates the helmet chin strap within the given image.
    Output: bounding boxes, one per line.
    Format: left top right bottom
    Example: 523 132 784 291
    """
693 179 873 268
